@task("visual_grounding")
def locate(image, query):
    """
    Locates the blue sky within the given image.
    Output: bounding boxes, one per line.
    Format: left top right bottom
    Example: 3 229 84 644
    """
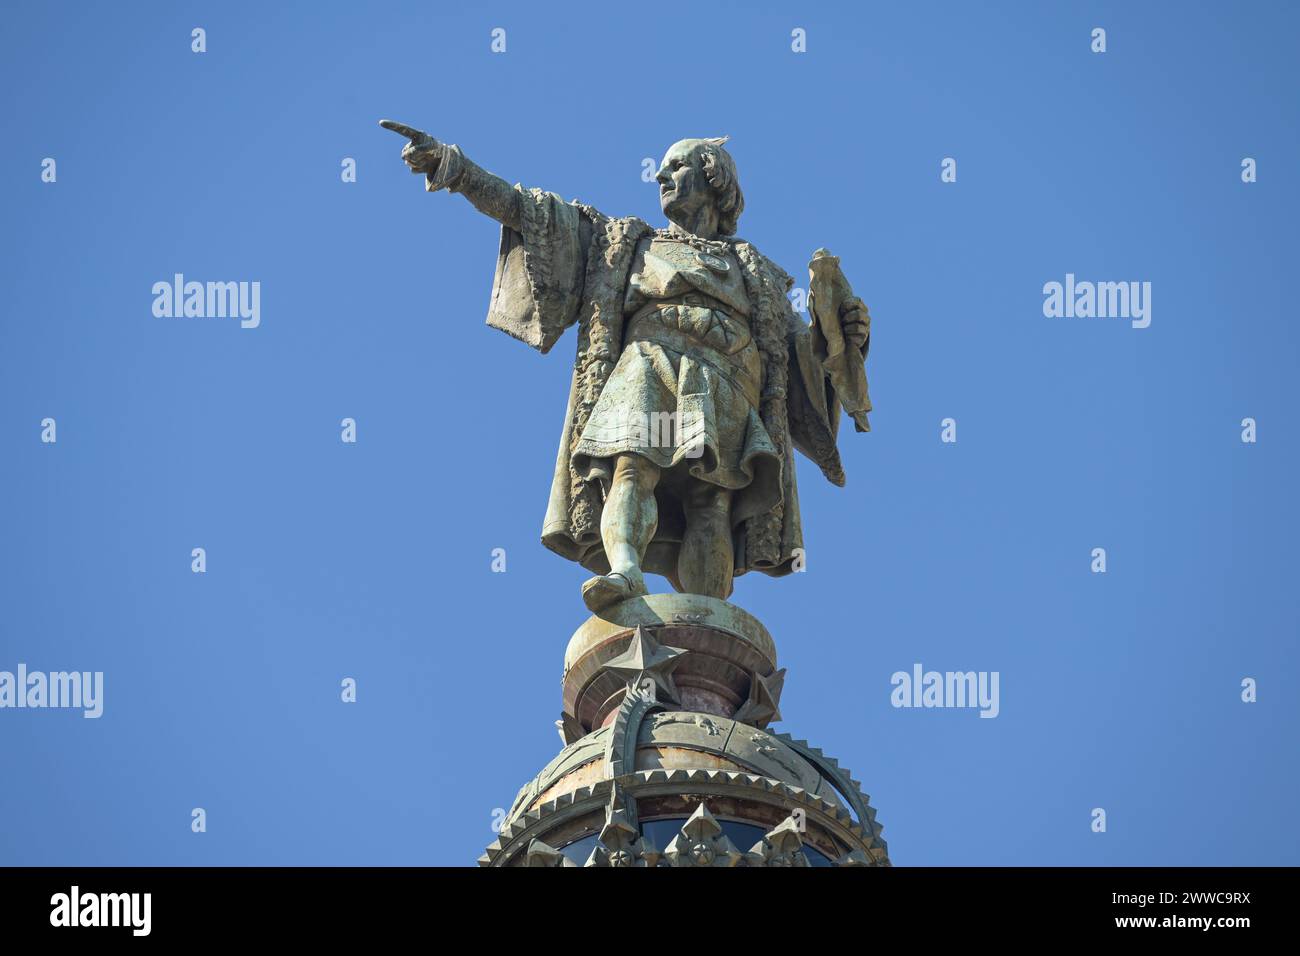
1 1 1296 865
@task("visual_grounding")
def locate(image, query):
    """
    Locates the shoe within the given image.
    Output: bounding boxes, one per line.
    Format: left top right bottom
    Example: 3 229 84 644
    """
581 572 637 612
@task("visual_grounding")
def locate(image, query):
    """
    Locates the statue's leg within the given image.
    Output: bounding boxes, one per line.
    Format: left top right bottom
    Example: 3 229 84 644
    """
679 480 734 600
583 452 660 611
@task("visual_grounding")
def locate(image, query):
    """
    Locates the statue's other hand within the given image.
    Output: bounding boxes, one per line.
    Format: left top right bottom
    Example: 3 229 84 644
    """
379 119 443 175
839 297 870 352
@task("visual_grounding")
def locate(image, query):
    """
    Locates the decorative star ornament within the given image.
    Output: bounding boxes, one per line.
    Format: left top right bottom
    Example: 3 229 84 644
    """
555 712 585 745
602 625 687 705
733 667 786 726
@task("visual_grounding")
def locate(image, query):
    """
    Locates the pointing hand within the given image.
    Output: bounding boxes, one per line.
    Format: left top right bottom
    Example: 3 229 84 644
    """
379 119 444 175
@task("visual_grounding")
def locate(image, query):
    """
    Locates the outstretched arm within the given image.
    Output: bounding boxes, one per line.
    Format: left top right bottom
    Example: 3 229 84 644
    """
379 119 522 231
381 119 596 355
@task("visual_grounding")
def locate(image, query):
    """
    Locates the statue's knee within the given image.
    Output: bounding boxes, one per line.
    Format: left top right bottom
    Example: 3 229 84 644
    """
685 483 731 516
613 453 658 491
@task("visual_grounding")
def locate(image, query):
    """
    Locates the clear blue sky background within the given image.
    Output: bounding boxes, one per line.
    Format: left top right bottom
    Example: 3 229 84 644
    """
2 1 1296 866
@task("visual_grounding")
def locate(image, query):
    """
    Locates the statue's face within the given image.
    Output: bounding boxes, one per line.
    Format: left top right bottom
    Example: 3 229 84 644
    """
655 140 712 226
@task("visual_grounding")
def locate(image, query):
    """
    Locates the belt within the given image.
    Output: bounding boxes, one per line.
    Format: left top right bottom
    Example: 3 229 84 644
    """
655 292 727 310
625 304 761 408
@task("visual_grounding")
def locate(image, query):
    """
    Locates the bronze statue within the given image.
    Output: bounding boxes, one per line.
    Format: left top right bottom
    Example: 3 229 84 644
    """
382 120 874 612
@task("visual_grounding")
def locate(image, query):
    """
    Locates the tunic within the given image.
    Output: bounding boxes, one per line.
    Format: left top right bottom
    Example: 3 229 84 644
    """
572 233 783 532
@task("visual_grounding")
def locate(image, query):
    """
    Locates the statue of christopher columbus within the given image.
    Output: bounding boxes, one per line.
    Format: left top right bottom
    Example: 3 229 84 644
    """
382 121 874 612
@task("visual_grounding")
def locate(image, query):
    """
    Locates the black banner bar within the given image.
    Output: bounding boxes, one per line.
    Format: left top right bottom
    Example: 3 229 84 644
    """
0 866 1283 940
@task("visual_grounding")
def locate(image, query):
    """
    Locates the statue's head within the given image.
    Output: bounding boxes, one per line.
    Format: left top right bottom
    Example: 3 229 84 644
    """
655 137 744 236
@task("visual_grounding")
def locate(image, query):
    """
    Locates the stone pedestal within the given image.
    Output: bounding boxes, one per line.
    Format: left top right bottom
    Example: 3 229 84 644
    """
563 594 778 730
479 593 889 867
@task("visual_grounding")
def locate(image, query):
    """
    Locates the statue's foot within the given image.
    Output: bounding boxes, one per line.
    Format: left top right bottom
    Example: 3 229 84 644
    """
582 572 644 612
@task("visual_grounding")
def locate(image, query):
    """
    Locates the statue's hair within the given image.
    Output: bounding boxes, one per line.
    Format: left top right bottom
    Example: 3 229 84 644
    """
695 136 744 236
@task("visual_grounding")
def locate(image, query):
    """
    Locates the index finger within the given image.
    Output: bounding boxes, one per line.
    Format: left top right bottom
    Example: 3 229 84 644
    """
378 119 428 141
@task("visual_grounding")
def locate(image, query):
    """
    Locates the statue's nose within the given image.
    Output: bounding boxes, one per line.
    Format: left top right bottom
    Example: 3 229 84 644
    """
655 168 671 187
